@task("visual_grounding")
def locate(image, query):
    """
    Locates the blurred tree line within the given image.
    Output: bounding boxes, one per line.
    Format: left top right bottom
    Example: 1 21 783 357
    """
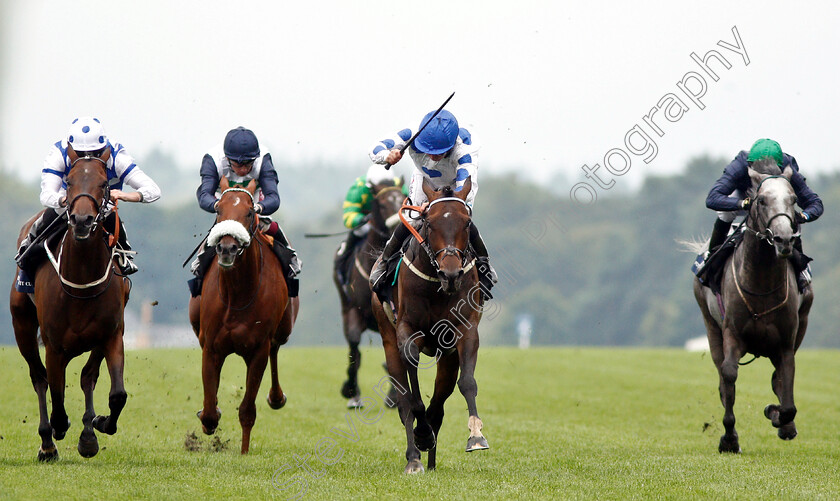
0 153 837 347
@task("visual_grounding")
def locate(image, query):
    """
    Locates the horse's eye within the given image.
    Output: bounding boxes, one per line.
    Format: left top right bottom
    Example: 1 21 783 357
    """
756 195 765 205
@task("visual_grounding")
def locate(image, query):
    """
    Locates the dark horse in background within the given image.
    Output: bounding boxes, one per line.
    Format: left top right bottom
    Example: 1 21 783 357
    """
333 178 405 408
693 159 814 453
10 151 131 461
189 179 299 454
372 177 490 474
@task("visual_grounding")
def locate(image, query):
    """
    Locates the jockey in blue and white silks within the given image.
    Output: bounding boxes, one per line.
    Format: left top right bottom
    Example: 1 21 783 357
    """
369 119 479 209
15 117 160 281
367 109 497 299
188 126 300 298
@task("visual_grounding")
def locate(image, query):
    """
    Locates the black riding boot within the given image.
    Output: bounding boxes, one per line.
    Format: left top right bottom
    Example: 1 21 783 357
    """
15 208 62 271
791 239 813 292
335 229 365 285
370 223 410 295
708 218 732 253
187 245 217 297
267 224 301 298
469 222 498 299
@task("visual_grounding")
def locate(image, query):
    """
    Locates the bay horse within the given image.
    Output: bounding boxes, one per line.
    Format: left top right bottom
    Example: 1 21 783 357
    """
372 176 490 474
333 178 405 408
188 179 299 454
10 150 131 461
693 159 814 453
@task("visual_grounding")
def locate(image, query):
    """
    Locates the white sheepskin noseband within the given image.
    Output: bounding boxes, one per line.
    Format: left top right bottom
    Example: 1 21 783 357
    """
208 220 251 247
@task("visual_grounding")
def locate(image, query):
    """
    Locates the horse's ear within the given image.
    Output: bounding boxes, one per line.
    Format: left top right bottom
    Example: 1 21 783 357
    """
455 177 471 201
748 167 765 188
220 177 231 192
245 178 257 195
67 146 79 163
99 147 112 163
781 168 793 181
422 177 439 201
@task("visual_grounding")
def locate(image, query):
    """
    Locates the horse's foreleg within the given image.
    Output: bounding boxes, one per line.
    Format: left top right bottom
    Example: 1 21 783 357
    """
266 342 287 410
457 334 489 453
390 323 422 474
198 347 225 435
45 347 71 441
425 351 459 471
92 334 127 436
11 294 55 461
717 328 742 453
78 349 105 458
766 350 798 440
240 346 269 454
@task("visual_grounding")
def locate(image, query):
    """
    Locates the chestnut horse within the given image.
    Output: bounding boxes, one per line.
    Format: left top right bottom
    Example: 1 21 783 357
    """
693 159 814 453
333 178 405 408
372 177 490 474
10 151 131 461
188 179 299 454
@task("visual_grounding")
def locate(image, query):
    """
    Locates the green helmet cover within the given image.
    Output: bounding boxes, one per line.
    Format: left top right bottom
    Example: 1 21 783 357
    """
747 138 784 166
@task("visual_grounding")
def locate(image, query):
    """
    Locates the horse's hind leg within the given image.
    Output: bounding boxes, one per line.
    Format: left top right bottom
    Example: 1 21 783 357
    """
11 289 56 461
765 350 798 440
78 349 105 458
716 328 743 453
341 309 364 407
92 334 127 436
240 345 270 454
425 351 459 471
457 335 489 453
44 347 72 441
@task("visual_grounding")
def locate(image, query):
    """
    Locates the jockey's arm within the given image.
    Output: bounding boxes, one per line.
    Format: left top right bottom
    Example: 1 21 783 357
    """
255 153 280 215
705 154 746 212
197 154 221 213
787 156 824 221
120 169 161 204
369 128 413 165
40 146 67 208
452 145 478 207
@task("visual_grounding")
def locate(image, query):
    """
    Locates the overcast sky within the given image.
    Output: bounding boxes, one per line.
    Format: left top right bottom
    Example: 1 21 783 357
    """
2 1 839 198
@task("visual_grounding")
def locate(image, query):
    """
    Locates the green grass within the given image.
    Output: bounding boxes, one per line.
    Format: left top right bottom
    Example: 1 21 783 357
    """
1 346 840 500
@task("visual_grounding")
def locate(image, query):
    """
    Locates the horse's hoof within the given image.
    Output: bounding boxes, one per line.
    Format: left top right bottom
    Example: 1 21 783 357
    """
52 418 71 441
718 435 741 454
38 445 59 462
92 415 117 435
764 404 782 427
340 380 359 399
414 428 436 452
404 459 424 474
778 423 798 441
267 393 287 410
77 431 99 458
346 395 364 409
466 435 489 452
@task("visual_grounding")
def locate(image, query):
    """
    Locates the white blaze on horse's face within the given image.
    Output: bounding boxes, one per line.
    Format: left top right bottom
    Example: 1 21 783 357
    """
755 176 798 258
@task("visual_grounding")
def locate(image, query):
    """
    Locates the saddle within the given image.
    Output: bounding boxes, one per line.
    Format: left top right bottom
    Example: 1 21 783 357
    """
694 229 812 295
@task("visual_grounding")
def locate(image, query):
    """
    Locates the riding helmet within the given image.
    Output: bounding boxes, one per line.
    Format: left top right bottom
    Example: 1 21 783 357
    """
224 126 260 163
414 110 459 155
747 138 784 167
68 117 108 153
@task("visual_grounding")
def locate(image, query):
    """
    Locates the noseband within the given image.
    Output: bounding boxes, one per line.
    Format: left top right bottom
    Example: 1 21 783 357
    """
215 188 257 255
746 175 800 245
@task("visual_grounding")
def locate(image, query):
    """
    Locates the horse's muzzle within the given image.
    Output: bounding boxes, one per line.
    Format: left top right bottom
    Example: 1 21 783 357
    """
438 269 464 294
69 214 96 240
216 241 242 268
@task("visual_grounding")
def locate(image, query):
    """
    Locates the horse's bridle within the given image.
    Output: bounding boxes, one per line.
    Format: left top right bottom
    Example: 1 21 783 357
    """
66 156 111 232
399 196 472 275
746 175 800 245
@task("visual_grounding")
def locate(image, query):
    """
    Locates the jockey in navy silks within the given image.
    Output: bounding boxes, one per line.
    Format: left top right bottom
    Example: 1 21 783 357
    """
188 126 301 298
699 138 823 291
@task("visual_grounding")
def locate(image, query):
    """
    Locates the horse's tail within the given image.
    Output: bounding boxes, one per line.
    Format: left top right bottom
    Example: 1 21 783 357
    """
675 236 709 254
